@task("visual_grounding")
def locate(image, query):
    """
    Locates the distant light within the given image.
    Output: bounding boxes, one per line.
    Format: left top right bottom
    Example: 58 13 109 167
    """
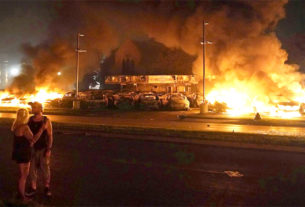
10 66 20 77
57 72 62 76
206 41 213 45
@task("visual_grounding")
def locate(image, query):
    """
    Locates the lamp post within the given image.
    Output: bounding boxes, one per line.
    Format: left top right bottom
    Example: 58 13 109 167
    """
73 33 86 109
76 33 86 98
200 20 212 114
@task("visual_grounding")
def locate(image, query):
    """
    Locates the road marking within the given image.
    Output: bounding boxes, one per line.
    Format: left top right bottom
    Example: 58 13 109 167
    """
112 158 244 178
224 171 244 177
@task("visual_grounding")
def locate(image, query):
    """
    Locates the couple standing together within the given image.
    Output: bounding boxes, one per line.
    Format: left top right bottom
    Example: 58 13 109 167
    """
11 102 53 202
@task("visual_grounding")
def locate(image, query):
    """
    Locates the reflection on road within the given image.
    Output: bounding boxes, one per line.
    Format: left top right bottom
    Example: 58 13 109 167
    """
1 111 305 137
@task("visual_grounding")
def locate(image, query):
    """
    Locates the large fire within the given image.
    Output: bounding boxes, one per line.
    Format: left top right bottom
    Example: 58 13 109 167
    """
8 1 299 119
206 83 305 119
0 88 64 109
1 85 304 119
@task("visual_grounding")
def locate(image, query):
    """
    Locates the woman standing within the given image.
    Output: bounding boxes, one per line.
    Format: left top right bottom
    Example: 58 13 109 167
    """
11 108 45 202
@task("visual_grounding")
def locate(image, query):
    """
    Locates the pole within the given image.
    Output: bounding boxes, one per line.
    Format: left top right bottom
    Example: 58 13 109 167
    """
202 20 206 100
200 20 209 114
74 33 86 110
76 33 80 98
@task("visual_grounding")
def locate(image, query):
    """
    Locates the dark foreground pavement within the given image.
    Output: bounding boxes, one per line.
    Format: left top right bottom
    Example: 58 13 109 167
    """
1 126 305 206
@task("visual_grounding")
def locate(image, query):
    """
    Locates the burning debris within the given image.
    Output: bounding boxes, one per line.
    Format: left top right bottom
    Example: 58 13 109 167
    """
0 88 63 108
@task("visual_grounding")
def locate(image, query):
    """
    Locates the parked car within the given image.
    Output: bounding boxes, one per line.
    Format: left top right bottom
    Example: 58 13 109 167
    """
157 93 170 108
168 93 190 111
62 90 87 99
138 92 160 110
102 90 115 108
88 90 104 100
80 99 108 110
186 93 197 108
195 94 203 108
63 91 75 100
114 92 136 110
78 90 95 100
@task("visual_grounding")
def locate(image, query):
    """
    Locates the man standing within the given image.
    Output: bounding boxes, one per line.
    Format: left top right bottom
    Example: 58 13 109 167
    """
26 102 53 197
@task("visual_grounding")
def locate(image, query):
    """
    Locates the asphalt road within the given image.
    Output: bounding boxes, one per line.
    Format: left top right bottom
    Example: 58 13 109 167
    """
1 126 305 206
1 110 305 137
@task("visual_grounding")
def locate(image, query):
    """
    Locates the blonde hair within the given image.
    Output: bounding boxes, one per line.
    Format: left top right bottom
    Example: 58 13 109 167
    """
11 108 29 132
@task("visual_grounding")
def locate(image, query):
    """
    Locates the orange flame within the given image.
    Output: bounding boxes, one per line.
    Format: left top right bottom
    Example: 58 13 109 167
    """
0 88 64 108
206 82 305 118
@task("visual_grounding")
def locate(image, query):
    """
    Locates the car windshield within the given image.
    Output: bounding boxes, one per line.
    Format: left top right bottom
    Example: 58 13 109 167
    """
171 95 184 100
143 94 156 99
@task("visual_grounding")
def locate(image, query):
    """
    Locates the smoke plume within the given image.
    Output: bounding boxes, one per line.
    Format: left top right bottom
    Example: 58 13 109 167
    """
10 0 305 106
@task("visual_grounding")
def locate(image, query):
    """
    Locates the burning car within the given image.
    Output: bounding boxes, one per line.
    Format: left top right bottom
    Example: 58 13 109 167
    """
138 92 160 110
272 101 302 118
63 91 75 100
167 93 190 111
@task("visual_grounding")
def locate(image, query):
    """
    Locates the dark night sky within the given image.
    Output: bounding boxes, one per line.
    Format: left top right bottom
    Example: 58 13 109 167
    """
277 0 305 70
277 0 305 37
0 0 305 70
0 1 53 65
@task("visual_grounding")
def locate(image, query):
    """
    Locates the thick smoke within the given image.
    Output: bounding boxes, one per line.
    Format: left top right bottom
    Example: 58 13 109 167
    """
9 40 75 93
10 0 305 104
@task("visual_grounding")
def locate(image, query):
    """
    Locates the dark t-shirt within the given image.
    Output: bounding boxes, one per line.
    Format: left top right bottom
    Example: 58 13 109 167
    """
28 116 48 150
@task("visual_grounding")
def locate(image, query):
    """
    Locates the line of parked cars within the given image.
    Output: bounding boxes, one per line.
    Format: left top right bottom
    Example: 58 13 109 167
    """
60 90 203 111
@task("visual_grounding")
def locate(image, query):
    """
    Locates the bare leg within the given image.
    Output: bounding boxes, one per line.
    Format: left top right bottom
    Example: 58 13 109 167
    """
18 163 30 200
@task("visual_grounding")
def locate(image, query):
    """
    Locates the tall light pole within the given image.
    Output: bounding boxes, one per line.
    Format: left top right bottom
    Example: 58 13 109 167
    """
76 33 86 98
200 20 212 114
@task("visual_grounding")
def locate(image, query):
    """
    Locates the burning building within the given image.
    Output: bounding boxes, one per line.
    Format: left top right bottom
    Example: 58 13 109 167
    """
101 39 198 93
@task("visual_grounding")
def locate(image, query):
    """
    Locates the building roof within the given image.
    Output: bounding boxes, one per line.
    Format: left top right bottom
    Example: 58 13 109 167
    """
101 39 196 76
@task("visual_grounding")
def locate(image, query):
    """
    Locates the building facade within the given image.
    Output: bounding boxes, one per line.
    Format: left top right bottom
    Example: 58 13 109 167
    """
100 39 199 93
105 75 198 93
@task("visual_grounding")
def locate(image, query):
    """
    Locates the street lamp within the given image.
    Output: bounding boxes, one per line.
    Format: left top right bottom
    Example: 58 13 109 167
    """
200 20 212 114
10 65 20 77
75 33 87 99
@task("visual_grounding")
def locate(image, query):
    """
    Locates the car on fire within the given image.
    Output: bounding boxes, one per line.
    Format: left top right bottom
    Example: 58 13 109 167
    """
275 101 302 116
167 93 190 111
137 92 161 110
